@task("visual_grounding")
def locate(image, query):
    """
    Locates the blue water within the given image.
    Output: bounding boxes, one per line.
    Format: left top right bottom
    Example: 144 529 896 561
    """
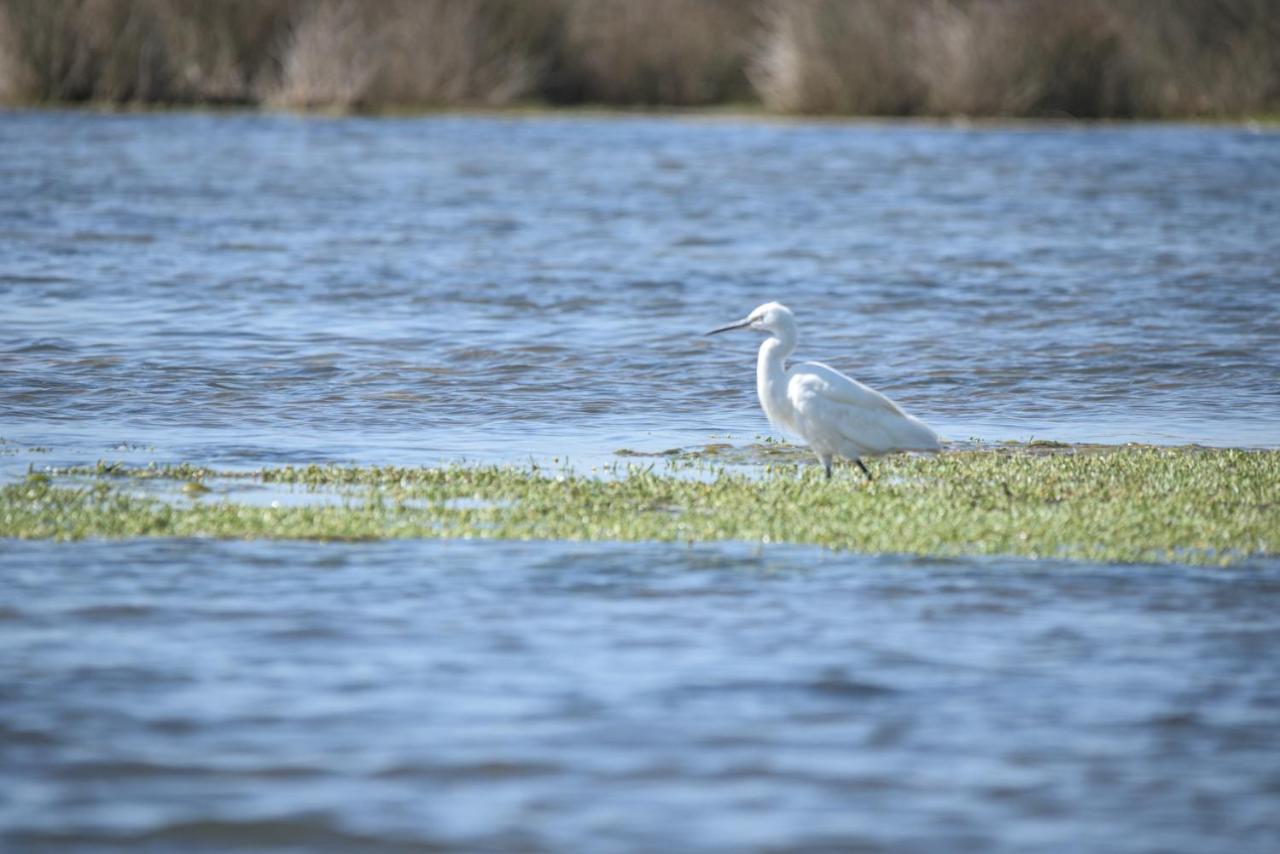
3 111 1280 851
4 540 1279 852
2 112 1278 476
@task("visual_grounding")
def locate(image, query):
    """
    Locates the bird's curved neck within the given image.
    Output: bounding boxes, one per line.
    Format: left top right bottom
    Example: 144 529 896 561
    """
759 327 796 367
756 330 795 423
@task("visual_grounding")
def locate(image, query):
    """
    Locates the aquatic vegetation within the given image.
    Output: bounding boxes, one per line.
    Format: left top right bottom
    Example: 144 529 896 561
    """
4 446 1276 566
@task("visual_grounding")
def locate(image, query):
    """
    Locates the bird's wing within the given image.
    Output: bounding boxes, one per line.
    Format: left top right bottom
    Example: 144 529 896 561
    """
787 363 939 455
788 361 907 416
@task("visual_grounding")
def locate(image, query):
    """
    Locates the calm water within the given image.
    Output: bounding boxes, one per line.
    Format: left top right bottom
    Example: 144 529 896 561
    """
3 112 1280 851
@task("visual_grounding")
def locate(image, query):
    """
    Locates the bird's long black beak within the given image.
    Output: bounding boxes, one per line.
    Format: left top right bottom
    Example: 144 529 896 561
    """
705 318 752 336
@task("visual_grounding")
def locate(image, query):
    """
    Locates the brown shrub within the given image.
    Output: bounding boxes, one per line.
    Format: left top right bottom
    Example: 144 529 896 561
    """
270 0 558 109
917 0 1280 118
269 0 378 108
0 0 295 104
0 0 83 102
153 0 298 103
751 0 925 115
0 0 1275 115
916 0 1133 117
371 0 559 106
1116 0 1280 117
752 0 1280 118
0 0 146 102
551 0 758 105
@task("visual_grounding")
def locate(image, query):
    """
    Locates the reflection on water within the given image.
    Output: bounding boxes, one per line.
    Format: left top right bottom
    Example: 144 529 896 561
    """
3 540 1279 851
2 112 1278 475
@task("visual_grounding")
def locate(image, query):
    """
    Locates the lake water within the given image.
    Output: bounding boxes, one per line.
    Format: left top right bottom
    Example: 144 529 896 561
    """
5 541 1280 852
2 111 1279 851
2 112 1278 470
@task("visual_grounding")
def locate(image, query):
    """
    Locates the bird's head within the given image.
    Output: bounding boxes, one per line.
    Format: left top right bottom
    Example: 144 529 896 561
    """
706 302 795 337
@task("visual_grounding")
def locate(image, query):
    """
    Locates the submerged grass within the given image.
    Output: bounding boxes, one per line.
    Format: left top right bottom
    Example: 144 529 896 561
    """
4 447 1277 566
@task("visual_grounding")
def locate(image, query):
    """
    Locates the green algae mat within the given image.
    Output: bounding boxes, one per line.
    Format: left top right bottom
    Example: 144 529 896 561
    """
4 446 1277 566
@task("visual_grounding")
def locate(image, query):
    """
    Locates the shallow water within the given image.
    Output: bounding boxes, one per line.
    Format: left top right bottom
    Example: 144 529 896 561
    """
3 112 1280 850
2 112 1278 475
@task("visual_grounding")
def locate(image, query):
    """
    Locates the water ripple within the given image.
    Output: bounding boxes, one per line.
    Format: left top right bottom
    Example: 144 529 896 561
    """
2 114 1277 464
3 541 1277 851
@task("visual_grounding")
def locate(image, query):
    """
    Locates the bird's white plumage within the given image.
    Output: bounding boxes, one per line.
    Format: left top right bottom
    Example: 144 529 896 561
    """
708 302 940 478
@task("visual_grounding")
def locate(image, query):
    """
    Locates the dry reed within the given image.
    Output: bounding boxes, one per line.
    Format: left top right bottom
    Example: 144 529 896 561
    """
752 0 924 115
270 0 558 109
753 0 1280 118
551 0 757 105
0 0 295 104
914 0 1131 117
0 0 1275 116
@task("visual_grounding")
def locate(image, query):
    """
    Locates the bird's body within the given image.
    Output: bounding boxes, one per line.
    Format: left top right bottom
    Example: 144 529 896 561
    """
709 302 940 479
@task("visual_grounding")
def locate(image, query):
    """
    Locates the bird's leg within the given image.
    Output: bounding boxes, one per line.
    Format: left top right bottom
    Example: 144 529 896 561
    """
856 459 874 482
822 455 833 480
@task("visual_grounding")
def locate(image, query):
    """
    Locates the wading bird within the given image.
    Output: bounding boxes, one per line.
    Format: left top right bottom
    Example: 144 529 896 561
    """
707 302 940 480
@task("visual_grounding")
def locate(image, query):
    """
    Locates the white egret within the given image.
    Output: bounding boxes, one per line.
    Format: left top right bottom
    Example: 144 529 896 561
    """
707 302 940 480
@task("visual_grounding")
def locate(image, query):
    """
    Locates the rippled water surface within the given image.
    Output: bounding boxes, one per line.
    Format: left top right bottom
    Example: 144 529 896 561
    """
2 112 1278 471
4 541 1280 852
3 112 1280 851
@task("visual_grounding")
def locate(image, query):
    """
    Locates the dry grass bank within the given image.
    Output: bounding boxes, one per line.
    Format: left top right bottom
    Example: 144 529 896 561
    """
0 0 296 104
548 0 756 106
754 0 1280 118
267 0 560 109
0 0 1276 117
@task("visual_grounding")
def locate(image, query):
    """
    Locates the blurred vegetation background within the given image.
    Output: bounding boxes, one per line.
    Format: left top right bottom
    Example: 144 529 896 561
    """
0 0 1276 118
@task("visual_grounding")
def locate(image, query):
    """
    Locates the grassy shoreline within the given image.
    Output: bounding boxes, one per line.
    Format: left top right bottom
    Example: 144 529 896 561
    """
5 445 1276 566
